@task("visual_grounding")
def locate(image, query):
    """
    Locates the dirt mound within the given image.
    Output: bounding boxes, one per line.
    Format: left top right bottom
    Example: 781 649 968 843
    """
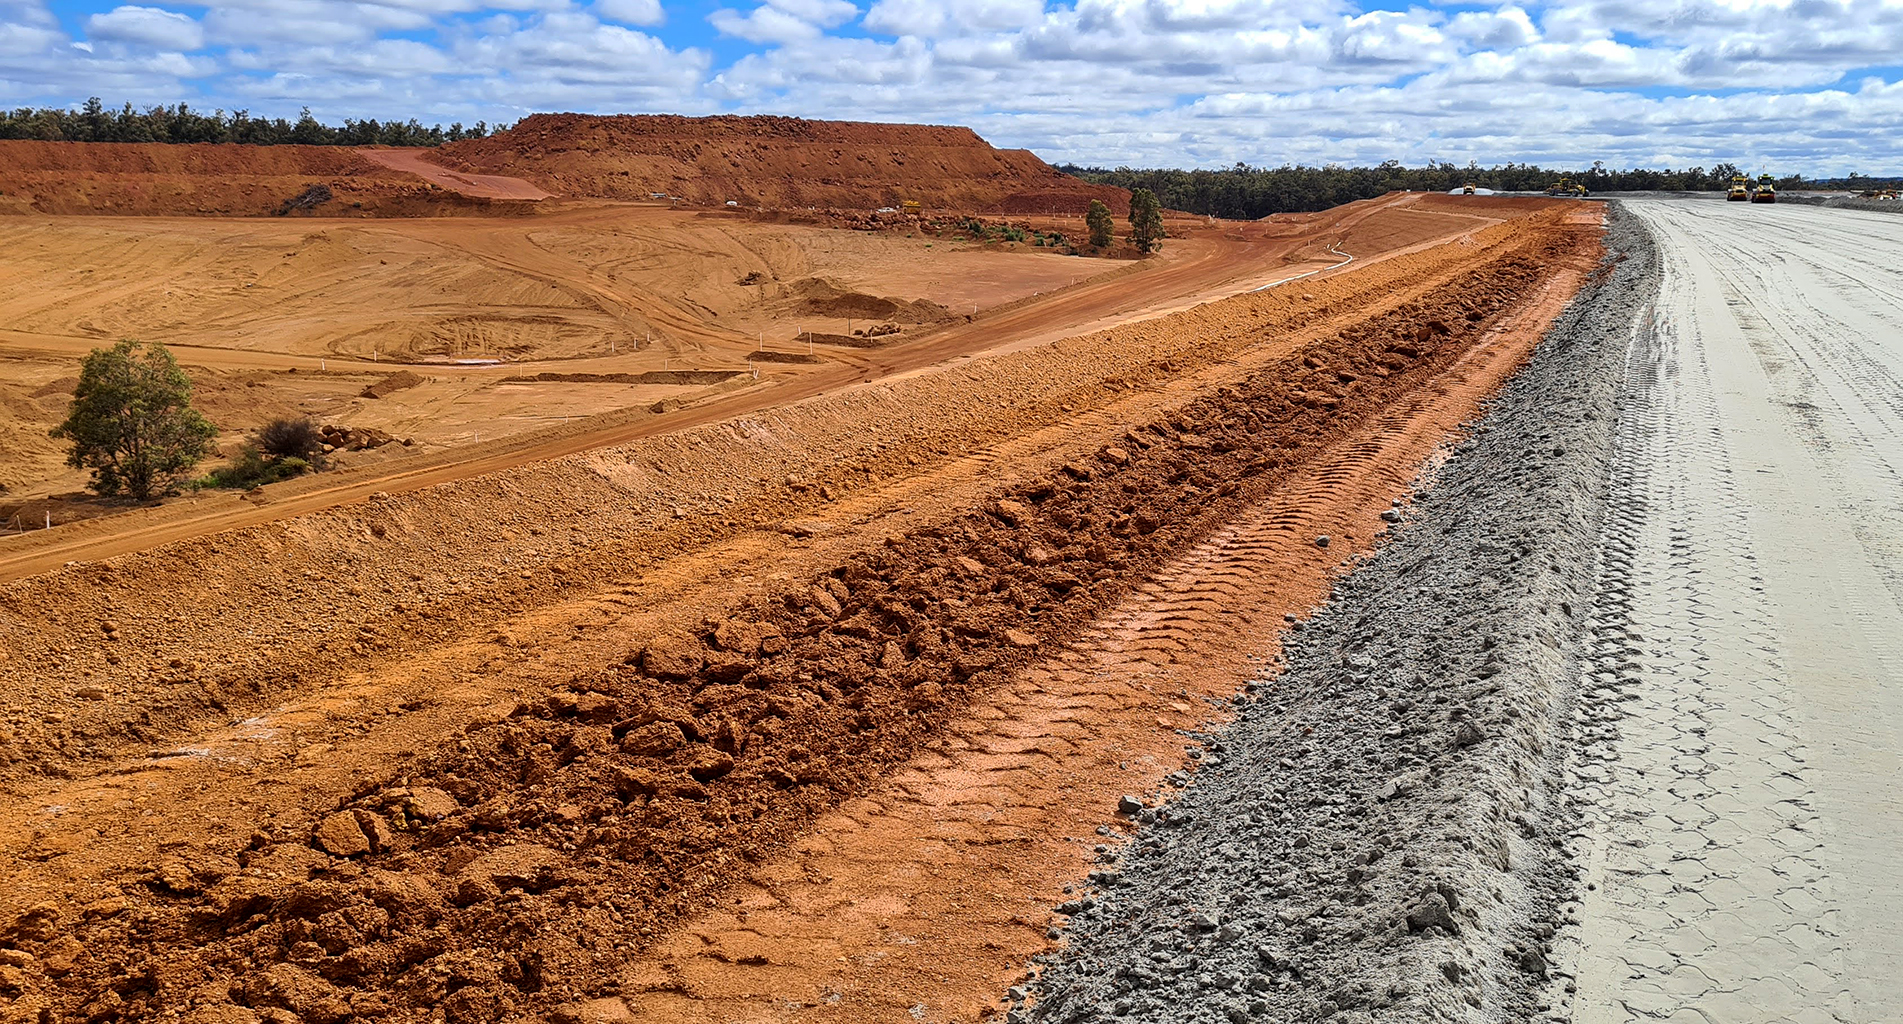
359 371 425 399
785 277 949 323
0 140 541 217
746 350 823 364
26 377 76 399
435 113 1128 213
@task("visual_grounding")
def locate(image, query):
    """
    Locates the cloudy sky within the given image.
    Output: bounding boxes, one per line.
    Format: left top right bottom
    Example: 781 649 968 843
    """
5 0 1902 172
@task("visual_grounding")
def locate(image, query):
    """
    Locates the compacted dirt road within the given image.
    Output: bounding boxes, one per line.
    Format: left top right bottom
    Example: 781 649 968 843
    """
1553 199 1903 1021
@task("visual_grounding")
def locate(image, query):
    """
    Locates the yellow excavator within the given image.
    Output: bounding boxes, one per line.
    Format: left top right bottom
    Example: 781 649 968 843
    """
1751 174 1777 203
1544 178 1588 197
1727 175 1750 201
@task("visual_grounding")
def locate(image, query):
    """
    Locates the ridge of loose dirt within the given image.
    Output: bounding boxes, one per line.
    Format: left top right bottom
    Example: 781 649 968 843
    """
0 114 1125 219
0 208 1599 1023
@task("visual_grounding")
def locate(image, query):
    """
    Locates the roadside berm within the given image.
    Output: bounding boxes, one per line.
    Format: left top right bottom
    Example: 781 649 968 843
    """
0 202 1602 1022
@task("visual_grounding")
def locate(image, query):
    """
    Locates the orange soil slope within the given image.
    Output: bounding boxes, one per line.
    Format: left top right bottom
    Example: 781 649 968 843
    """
434 113 1131 213
0 140 535 217
0 206 1603 1024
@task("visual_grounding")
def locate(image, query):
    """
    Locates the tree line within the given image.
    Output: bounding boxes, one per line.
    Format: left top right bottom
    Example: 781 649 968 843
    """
0 97 497 147
1060 160 1903 219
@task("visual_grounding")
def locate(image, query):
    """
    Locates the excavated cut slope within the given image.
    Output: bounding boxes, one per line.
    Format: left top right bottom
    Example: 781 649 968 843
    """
434 113 1129 212
0 140 511 217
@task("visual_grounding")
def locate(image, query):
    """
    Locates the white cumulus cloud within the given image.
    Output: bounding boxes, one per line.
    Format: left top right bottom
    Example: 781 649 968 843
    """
1 0 1901 176
85 6 206 51
711 0 860 44
593 0 664 26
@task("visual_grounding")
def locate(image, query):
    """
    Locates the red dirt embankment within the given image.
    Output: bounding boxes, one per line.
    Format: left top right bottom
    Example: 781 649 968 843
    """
434 113 1129 213
0 140 525 217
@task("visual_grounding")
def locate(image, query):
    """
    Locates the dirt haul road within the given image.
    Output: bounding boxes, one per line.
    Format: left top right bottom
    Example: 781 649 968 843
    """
0 201 1597 1023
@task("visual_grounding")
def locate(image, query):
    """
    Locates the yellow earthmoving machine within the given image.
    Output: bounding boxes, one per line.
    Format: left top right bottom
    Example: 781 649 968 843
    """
1727 175 1750 201
1752 174 1777 203
1462 182 1477 195
1544 178 1588 197
901 199 922 213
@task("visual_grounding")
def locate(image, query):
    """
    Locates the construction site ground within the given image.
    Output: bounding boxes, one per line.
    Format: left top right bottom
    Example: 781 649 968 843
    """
0 191 1513 563
0 187 1605 1023
10 184 1892 1024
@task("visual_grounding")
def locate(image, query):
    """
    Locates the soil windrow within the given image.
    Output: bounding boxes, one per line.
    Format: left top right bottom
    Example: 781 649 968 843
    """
22 226 1582 1022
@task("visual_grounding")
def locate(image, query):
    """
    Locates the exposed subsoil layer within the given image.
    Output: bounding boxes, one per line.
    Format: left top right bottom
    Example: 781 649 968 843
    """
0 114 1123 219
356 149 552 201
0 140 520 218
612 235 1598 1023
0 202 1597 1023
433 114 1131 213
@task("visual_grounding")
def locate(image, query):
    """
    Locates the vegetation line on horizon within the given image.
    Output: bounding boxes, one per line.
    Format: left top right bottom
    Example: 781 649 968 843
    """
1059 161 1903 218
0 98 511 147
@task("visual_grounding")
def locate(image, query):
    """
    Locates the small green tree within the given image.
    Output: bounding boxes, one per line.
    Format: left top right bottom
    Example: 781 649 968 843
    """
1085 200 1115 248
52 339 217 499
1128 188 1166 253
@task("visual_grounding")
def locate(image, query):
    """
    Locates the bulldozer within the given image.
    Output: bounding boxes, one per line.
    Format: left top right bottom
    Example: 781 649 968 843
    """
1544 178 1588 197
1727 175 1750 201
1751 174 1777 204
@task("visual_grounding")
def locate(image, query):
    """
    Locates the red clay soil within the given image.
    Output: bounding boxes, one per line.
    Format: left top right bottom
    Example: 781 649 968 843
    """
433 114 1130 213
3 214 1598 1023
0 140 526 218
357 149 552 201
0 115 1122 217
625 250 1599 1024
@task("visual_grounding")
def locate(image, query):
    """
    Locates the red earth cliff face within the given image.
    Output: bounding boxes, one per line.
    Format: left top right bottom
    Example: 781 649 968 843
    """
0 114 1127 217
0 139 519 217
434 112 1131 213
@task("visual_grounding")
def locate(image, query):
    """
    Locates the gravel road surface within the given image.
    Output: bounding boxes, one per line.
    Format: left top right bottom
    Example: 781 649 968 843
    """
1552 200 1903 1021
1022 199 1903 1023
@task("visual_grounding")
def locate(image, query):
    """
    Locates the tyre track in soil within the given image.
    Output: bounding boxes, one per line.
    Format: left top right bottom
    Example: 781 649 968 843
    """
614 269 1585 1023
1539 199 1903 1022
0 208 1599 1024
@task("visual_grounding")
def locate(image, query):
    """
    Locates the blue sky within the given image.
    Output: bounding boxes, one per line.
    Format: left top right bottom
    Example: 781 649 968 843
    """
6 0 1903 172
